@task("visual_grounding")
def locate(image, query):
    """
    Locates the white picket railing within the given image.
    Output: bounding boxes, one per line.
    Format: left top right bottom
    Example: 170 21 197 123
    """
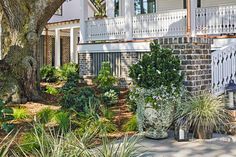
86 9 187 42
212 43 236 95
133 9 187 39
86 17 126 41
196 5 236 35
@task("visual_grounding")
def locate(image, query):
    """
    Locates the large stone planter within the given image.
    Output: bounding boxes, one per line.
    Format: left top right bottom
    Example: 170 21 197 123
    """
134 88 176 139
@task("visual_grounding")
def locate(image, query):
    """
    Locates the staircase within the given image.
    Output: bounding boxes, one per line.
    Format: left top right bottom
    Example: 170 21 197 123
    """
212 43 236 95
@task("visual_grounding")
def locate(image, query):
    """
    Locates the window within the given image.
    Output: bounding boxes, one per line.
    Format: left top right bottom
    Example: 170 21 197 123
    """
183 0 201 9
55 6 62 16
114 0 119 17
135 0 156 15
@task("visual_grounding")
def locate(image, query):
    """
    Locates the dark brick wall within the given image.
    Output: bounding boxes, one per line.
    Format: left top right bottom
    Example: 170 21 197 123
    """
79 37 212 94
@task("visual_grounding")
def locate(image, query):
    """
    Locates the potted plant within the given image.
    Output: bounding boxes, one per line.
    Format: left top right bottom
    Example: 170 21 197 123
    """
175 94 230 139
129 42 184 139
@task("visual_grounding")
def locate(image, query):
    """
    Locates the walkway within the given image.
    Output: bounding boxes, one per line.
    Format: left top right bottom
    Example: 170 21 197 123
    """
138 133 236 157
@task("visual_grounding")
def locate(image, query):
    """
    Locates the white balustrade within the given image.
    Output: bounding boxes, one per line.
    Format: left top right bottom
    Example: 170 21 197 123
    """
86 9 187 42
86 17 126 41
212 43 236 95
196 5 236 35
133 9 187 39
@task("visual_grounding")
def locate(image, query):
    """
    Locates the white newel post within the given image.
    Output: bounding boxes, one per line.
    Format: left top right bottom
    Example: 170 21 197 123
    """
125 0 134 41
79 0 88 43
106 0 115 17
55 29 61 68
190 0 197 36
70 28 77 63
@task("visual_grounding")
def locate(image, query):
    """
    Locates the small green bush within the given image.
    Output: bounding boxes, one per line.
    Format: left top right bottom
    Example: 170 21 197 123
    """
60 87 100 113
40 65 58 82
13 107 29 120
0 99 15 133
36 108 55 124
53 111 70 132
60 80 78 94
122 115 138 132
58 63 79 81
44 86 59 95
95 62 117 90
129 41 184 94
100 107 114 120
101 89 119 106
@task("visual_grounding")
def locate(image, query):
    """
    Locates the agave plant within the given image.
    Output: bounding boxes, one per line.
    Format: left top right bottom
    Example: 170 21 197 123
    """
175 93 231 139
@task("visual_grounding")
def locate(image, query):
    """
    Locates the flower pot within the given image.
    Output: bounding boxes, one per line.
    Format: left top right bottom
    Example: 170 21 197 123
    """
141 105 174 139
194 127 213 139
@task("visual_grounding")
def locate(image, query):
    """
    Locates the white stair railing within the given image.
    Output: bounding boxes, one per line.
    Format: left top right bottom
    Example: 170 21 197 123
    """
212 43 236 95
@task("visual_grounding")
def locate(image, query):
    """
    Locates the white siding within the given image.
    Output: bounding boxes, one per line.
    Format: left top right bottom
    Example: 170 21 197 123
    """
202 0 236 8
49 0 95 23
157 0 183 11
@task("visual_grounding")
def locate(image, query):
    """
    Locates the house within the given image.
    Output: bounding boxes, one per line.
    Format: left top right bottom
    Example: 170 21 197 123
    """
78 0 236 95
38 0 98 68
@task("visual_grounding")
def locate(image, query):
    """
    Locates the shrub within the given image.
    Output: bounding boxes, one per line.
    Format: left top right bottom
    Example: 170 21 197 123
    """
101 89 119 106
95 62 117 90
129 41 184 93
44 86 59 95
60 80 78 94
127 88 138 113
40 65 58 82
122 115 138 132
60 87 100 113
13 107 29 120
58 63 79 81
36 108 55 124
53 111 70 133
100 107 114 120
0 99 15 133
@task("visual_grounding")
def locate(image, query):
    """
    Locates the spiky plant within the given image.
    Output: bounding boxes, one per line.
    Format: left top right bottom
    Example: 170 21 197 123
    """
175 93 231 138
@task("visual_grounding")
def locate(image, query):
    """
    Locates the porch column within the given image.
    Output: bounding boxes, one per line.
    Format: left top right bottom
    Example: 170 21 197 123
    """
70 28 77 63
106 0 115 17
55 29 61 68
187 0 197 36
124 0 134 41
79 0 88 43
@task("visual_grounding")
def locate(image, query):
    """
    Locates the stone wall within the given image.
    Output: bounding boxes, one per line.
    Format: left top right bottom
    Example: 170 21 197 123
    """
79 37 212 94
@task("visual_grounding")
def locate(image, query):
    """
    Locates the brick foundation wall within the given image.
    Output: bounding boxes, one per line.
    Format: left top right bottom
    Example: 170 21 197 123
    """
79 37 212 94
42 35 70 66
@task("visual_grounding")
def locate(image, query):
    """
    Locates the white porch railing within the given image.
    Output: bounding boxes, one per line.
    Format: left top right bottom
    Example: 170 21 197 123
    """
133 9 187 39
86 9 187 42
196 5 236 35
86 17 126 41
212 43 236 95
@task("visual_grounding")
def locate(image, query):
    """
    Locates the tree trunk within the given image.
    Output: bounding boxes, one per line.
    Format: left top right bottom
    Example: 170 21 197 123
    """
0 0 65 103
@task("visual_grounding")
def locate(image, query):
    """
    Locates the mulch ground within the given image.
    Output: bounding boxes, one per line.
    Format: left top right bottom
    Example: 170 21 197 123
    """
0 82 136 144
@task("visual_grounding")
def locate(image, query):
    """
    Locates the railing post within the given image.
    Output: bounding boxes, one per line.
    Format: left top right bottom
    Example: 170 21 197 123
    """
79 0 88 43
106 0 115 17
125 0 134 41
187 0 197 36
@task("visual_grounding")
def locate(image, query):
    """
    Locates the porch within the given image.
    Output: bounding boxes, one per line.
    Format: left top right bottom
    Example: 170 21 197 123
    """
80 3 236 43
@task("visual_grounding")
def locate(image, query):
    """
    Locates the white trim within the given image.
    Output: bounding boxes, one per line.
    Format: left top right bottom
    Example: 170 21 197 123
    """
47 23 80 30
78 41 151 53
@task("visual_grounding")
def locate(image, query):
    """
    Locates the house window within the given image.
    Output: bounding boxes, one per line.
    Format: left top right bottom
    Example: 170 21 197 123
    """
183 0 201 9
114 0 119 17
135 0 156 15
55 6 62 16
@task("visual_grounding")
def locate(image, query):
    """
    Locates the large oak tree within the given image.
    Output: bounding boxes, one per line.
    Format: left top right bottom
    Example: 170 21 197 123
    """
0 0 65 103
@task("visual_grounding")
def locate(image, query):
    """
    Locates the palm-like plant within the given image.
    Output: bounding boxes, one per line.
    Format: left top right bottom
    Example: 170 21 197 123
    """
175 93 231 139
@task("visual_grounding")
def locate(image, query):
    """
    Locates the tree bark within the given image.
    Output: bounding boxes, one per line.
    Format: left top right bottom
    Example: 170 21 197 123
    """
0 0 65 103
